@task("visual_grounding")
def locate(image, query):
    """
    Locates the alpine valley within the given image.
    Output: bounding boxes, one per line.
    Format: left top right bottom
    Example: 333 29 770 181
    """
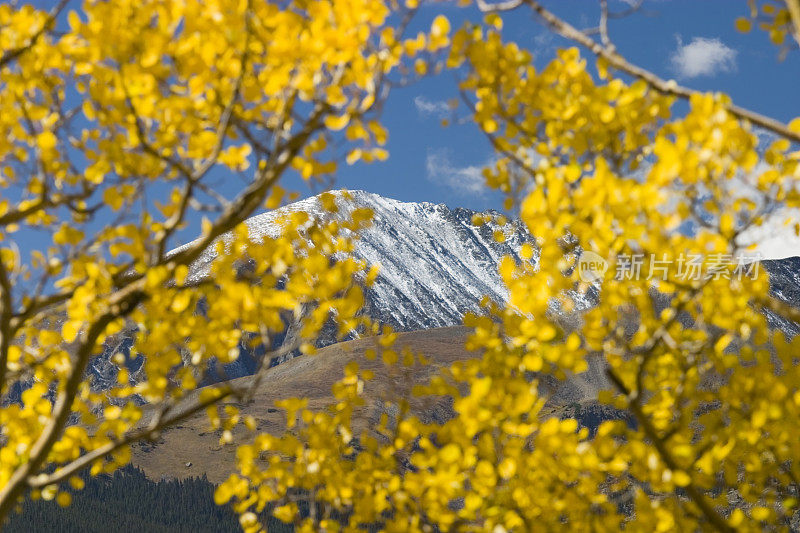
80 191 800 481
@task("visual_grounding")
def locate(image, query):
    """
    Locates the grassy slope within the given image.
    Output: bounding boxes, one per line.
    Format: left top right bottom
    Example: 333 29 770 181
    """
132 326 477 483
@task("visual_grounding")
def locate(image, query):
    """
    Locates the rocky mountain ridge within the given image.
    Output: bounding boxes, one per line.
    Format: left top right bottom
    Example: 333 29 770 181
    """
91 191 538 388
91 191 800 389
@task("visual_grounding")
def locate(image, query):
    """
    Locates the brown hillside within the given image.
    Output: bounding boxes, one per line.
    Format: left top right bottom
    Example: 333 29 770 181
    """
132 326 477 483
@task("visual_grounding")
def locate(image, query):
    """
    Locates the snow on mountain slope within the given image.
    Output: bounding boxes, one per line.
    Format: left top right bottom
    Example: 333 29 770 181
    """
81 191 538 390
173 190 535 332
86 191 800 390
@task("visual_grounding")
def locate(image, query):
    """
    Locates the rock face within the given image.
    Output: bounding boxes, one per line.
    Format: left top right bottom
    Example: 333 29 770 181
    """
216 190 539 378
88 191 537 388
174 190 534 332
762 257 800 338
89 190 800 388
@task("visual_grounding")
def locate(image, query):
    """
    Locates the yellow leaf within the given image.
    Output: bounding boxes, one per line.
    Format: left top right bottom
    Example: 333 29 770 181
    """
62 320 81 343
729 509 745 527
346 149 362 165
735 17 752 32
170 291 192 313
324 114 350 131
37 131 57 152
720 213 734 235
382 349 397 365
105 405 122 420
103 187 124 211
538 323 557 341
482 118 498 133
67 10 81 31
371 148 389 161
752 507 770 521
498 457 516 478
431 15 450 38
484 13 503 30
440 443 461 463
240 512 258 528
770 29 785 45
273 503 297 523
672 470 691 487
56 492 72 507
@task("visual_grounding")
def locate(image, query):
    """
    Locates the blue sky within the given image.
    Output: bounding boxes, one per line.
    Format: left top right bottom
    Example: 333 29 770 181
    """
319 0 800 212
18 0 800 250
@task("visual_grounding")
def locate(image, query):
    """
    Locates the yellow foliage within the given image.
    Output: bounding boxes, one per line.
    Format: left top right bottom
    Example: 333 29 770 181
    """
3 0 800 531
0 0 446 522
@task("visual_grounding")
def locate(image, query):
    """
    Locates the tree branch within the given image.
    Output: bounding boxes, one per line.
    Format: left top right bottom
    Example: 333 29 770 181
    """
605 367 734 533
0 188 97 227
26 385 234 489
786 0 800 49
0 251 14 390
0 0 69 69
0 285 145 518
476 0 800 144
599 0 611 49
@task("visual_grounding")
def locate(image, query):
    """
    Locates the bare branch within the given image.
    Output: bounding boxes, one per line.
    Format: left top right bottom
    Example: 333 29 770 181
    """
196 181 231 209
0 252 14 389
474 0 523 13
478 0 800 144
599 0 611 49
607 0 644 19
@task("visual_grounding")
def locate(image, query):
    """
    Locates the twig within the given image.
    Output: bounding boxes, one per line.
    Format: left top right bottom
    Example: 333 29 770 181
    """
786 0 800 49
607 0 644 19
26 385 234 489
0 0 69 69
599 0 611 49
475 0 800 144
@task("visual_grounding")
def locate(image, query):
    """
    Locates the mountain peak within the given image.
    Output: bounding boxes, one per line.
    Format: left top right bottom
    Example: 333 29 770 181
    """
173 190 535 332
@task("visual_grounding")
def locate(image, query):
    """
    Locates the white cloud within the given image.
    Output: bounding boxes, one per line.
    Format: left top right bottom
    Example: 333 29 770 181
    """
737 207 800 260
532 30 554 56
414 96 449 118
733 166 800 260
426 150 487 195
670 36 737 78
715 158 800 260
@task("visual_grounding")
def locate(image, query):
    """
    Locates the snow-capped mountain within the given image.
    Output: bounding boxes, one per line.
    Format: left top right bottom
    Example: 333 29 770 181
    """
88 191 537 388
88 191 800 389
174 190 535 332
128 190 534 382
